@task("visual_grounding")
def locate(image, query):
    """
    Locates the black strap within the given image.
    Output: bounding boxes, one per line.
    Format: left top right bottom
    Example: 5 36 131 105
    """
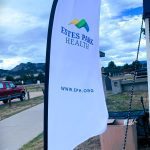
122 19 144 150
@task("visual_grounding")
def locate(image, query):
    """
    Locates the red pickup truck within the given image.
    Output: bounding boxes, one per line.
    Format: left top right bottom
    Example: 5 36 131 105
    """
0 81 26 104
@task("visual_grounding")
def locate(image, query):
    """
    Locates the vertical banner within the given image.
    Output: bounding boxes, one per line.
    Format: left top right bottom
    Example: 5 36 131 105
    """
44 0 108 149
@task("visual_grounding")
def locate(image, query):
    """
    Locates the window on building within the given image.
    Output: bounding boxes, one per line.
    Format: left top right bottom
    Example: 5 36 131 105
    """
114 82 118 87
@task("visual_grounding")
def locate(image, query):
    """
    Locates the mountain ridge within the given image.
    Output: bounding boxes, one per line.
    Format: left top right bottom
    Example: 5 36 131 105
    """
0 62 45 77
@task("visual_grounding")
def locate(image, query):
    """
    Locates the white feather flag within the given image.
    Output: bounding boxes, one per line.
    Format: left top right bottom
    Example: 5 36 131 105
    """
45 0 108 149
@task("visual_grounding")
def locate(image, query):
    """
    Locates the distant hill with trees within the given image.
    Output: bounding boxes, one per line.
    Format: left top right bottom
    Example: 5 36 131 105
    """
0 62 45 84
0 61 147 84
103 60 147 76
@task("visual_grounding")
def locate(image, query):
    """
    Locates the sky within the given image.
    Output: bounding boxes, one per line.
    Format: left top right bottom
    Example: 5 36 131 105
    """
0 0 145 69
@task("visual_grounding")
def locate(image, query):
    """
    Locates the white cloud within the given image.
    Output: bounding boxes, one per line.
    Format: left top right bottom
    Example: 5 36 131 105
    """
5 42 46 63
0 57 30 70
0 6 49 69
0 0 145 69
0 8 47 36
100 0 145 67
101 0 142 18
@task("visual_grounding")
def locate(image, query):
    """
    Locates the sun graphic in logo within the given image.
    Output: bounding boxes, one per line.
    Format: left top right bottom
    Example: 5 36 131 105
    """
69 19 89 32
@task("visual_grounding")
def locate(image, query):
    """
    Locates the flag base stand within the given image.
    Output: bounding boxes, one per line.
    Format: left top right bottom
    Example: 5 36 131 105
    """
100 119 138 150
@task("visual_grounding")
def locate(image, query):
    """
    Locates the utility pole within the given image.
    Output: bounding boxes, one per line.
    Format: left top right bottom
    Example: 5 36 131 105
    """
143 0 150 120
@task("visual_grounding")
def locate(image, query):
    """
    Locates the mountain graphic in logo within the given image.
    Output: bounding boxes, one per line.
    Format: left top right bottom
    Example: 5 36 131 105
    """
69 19 89 32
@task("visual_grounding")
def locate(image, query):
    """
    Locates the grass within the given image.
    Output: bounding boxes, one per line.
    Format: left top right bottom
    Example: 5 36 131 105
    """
0 96 44 121
20 133 43 150
24 84 44 92
19 91 149 150
106 91 149 112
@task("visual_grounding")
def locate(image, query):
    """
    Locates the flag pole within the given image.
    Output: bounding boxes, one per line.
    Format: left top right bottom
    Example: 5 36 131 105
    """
44 0 58 150
143 0 150 121
144 18 150 121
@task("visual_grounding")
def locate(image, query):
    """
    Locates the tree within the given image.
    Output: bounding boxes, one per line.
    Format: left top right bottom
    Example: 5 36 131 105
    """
131 61 142 70
108 61 116 69
6 75 14 81
20 74 35 84
104 61 118 76
36 72 45 83
123 63 129 70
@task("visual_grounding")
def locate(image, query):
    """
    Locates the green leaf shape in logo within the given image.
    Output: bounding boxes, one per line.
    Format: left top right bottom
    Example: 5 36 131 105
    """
70 19 89 32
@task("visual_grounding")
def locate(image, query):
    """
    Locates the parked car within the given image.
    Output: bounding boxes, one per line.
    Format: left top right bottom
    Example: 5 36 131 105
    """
0 81 26 104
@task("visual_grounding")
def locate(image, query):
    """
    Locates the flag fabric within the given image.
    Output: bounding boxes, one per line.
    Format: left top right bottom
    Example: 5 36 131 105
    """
45 0 108 149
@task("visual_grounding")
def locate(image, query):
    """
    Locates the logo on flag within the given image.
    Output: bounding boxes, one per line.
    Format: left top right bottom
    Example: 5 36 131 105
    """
69 19 89 32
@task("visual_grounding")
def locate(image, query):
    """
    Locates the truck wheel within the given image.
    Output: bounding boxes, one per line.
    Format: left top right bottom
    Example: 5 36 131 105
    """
20 92 25 101
3 100 8 104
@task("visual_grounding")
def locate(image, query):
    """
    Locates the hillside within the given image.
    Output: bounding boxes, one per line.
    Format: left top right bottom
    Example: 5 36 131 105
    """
0 69 9 77
0 62 45 77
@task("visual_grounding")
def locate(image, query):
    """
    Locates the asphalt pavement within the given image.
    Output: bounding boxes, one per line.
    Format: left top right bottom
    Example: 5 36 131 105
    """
0 103 43 150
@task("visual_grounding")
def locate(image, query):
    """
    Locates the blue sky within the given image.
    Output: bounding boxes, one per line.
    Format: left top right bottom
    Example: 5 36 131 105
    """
0 0 145 69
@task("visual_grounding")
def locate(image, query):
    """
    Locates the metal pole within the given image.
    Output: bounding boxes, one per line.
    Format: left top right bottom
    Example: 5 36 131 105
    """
8 96 11 107
27 91 30 100
44 0 58 149
145 18 150 121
